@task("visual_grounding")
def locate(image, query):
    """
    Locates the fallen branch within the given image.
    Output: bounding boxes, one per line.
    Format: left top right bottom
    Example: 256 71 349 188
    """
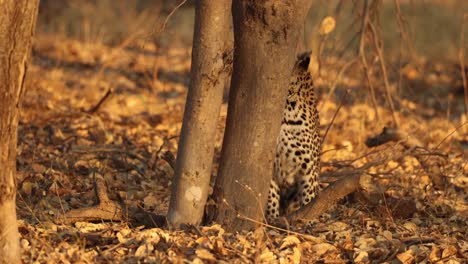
287 127 442 224
289 174 361 223
366 127 447 189
71 145 147 163
365 126 423 149
287 149 406 224
58 173 167 228
59 174 124 224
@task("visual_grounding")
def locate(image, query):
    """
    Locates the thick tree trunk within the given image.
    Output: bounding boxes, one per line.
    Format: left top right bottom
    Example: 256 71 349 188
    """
0 1 39 263
167 0 232 226
213 0 313 231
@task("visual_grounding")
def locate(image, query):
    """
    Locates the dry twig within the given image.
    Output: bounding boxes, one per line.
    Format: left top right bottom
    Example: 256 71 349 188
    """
86 87 113 114
459 13 468 117
368 20 399 127
322 88 349 144
325 57 358 101
358 0 380 123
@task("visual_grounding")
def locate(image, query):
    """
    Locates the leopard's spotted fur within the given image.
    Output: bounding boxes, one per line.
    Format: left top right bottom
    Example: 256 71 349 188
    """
266 53 321 221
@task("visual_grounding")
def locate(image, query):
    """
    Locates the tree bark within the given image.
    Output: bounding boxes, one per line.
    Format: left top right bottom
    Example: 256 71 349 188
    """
0 1 39 263
167 0 232 227
213 0 314 231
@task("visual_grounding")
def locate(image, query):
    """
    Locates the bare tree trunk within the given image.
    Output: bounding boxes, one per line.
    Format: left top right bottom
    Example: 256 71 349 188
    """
213 0 314 231
0 1 39 263
167 0 232 227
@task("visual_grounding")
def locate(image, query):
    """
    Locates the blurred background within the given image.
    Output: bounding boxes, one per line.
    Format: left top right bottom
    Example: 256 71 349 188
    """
37 0 467 60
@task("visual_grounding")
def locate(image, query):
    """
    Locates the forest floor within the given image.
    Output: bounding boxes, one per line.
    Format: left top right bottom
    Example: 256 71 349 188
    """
16 34 467 263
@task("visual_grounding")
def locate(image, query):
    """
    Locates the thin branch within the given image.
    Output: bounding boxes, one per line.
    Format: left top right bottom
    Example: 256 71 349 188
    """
160 0 188 33
325 57 358 102
434 121 468 150
322 88 349 144
141 0 188 45
86 87 113 114
393 0 416 62
459 13 468 117
368 19 399 127
358 0 380 123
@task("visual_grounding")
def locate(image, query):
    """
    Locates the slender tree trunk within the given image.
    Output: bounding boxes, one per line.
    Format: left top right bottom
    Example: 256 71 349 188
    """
0 1 39 263
213 0 313 231
168 0 232 226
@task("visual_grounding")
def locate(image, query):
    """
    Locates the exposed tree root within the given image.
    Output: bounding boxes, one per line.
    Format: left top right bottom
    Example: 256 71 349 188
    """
289 174 361 223
58 174 167 228
59 174 124 224
287 127 440 224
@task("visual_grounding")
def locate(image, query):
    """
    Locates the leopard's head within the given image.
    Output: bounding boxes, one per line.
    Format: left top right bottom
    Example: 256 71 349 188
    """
292 51 311 75
288 52 313 98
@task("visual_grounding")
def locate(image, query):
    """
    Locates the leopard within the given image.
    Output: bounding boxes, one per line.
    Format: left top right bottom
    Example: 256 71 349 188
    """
266 52 321 222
